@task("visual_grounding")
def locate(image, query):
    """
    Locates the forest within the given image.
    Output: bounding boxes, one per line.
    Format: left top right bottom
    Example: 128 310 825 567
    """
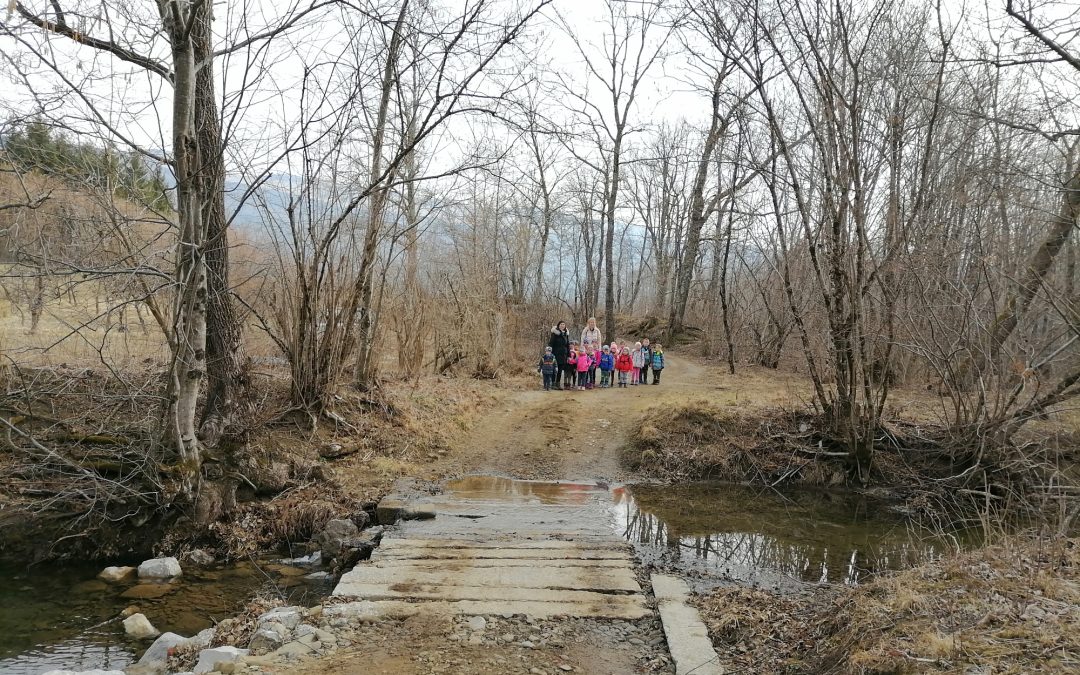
0 0 1078 672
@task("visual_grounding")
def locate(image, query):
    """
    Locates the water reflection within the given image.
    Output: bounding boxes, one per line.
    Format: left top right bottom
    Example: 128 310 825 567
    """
0 558 332 674
614 483 965 588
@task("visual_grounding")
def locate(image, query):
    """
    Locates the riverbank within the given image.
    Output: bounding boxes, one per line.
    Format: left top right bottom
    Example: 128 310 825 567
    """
693 535 1080 673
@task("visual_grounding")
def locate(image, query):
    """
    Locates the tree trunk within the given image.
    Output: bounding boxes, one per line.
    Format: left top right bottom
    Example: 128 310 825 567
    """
163 10 208 496
196 14 249 447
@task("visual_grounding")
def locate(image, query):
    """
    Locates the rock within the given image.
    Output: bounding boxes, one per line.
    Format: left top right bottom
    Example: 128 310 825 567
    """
273 641 315 657
315 519 359 558
123 613 160 639
42 670 126 675
304 571 330 580
192 646 248 674
520 640 535 649
257 606 302 630
262 620 290 638
248 628 284 655
138 632 191 666
98 566 136 582
466 616 487 632
185 549 215 566
278 551 321 566
120 605 141 618
137 557 182 579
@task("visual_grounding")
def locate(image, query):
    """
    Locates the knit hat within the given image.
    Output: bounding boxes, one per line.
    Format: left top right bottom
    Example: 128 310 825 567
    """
603 345 610 351
545 346 552 352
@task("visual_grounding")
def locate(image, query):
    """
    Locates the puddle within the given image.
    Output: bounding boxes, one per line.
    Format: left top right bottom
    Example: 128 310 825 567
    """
0 557 333 674
445 476 972 590
446 475 611 505
616 483 972 589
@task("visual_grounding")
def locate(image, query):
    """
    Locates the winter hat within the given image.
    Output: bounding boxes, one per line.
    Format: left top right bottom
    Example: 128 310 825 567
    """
634 341 642 349
603 345 610 351
545 346 552 352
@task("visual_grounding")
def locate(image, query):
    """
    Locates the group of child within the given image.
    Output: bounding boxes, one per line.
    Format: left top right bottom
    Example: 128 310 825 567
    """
539 319 665 391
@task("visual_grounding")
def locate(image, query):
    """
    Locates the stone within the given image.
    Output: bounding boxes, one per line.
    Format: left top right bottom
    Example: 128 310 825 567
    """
137 557 182 579
139 632 192 666
262 621 289 638
273 641 315 657
466 616 487 632
123 613 160 639
248 628 284 655
186 549 215 566
42 671 126 675
304 571 330 580
315 519 359 558
193 646 248 674
120 605 141 618
257 606 302 630
278 551 322 566
98 566 136 582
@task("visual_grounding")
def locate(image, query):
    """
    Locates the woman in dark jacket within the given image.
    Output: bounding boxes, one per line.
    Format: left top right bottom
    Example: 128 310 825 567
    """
549 321 571 390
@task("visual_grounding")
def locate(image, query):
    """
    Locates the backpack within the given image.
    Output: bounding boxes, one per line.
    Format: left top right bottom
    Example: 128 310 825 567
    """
652 351 664 370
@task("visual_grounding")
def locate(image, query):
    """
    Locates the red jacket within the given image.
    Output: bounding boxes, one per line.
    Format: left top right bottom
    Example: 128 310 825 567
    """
615 353 633 372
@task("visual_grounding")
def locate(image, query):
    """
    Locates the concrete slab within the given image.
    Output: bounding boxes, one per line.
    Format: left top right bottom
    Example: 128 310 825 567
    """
379 538 631 550
368 558 632 569
337 563 641 593
324 598 650 620
652 574 724 675
333 580 648 609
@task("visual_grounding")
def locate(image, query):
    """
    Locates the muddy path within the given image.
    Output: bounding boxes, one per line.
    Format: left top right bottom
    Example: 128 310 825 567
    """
446 356 777 482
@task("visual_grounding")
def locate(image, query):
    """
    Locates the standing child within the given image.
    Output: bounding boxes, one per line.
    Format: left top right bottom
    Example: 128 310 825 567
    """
631 341 644 385
599 345 615 388
640 339 653 385
651 343 665 384
567 343 579 391
538 346 559 390
615 347 633 387
586 344 598 389
575 343 591 390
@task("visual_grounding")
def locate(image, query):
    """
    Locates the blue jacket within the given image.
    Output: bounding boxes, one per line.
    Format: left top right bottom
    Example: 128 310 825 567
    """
651 351 665 370
599 353 615 371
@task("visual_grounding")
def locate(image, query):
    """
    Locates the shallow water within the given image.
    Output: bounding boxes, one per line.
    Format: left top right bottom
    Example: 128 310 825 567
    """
446 476 972 590
0 558 332 674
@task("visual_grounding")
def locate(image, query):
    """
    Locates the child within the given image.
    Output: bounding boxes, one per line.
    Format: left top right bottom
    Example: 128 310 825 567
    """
599 345 615 388
586 344 598 389
640 339 653 385
538 346 559 391
567 342 579 391
615 347 632 387
651 343 665 384
575 343 591 390
631 341 644 385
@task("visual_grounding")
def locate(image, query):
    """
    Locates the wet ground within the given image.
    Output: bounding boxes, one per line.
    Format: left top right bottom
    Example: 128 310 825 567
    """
0 557 333 674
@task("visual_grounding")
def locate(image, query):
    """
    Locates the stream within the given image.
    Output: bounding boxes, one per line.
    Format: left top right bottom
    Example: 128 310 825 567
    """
0 557 333 674
0 479 973 674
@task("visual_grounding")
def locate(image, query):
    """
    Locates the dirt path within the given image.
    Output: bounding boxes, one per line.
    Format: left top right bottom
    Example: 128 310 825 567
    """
449 356 718 482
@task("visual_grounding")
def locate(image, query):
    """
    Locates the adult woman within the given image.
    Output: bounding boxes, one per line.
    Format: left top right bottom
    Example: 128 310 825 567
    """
549 321 572 390
580 317 603 351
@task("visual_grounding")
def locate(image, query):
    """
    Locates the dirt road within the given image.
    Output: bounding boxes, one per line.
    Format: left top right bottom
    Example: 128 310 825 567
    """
448 355 794 482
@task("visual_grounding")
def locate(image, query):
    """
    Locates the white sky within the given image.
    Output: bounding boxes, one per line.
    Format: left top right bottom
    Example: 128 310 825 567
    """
2 0 1077 188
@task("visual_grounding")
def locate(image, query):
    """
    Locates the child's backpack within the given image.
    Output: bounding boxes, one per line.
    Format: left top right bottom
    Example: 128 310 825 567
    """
652 351 664 369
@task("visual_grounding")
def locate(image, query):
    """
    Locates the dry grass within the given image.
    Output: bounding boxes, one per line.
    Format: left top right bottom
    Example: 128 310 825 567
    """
623 400 848 485
694 536 1080 674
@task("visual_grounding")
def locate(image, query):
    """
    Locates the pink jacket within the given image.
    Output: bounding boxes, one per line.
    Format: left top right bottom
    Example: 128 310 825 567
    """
577 353 593 372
